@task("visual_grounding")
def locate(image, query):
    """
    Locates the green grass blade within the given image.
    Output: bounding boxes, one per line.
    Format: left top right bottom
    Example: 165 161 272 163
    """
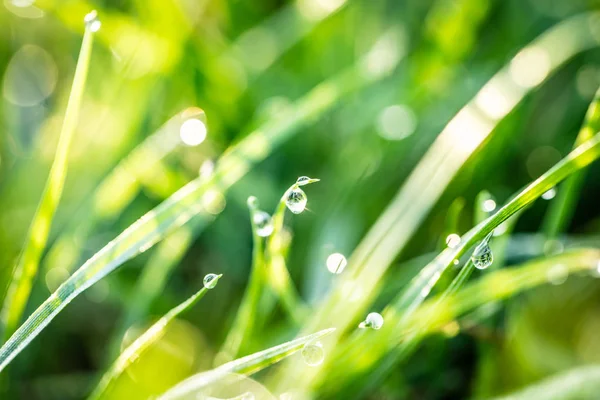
158 328 335 400
543 87 600 238
88 274 222 400
490 365 600 400
0 16 98 339
0 45 394 373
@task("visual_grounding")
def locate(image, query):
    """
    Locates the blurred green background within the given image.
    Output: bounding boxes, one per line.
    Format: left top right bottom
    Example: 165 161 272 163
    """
1 0 600 399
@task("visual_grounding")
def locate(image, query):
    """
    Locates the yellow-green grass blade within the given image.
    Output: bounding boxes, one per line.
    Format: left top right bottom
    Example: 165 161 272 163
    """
89 275 222 400
543 86 600 238
0 42 396 373
490 365 600 400
43 108 204 277
272 12 600 391
158 328 335 400
0 17 98 340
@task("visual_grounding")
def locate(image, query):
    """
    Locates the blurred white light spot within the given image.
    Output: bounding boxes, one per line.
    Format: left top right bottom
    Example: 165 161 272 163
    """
199 159 215 178
4 0 43 18
361 28 405 79
326 253 347 274
443 106 492 154
475 84 514 120
202 190 226 215
3 45 58 106
482 199 497 212
542 187 557 200
445 233 461 249
11 0 34 6
547 264 568 285
296 0 347 21
235 27 278 72
84 10 102 32
179 118 207 146
376 104 417 140
510 46 551 88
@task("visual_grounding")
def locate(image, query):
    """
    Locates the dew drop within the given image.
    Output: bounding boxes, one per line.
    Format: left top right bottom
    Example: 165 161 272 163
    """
253 211 274 237
445 234 461 249
471 238 493 270
542 187 557 200
180 118 207 146
358 312 384 330
203 273 219 289
296 176 319 186
84 10 101 32
247 196 259 209
301 341 324 367
285 188 307 214
482 199 496 213
326 252 347 274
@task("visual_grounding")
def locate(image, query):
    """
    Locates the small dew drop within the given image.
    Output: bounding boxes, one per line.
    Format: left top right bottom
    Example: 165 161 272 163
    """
296 176 311 186
285 188 307 214
247 196 259 209
326 253 347 274
453 259 460 266
301 341 324 367
446 234 461 249
358 312 384 330
542 187 557 200
203 273 219 289
471 240 493 270
482 199 497 213
253 211 274 237
180 118 207 146
84 10 101 32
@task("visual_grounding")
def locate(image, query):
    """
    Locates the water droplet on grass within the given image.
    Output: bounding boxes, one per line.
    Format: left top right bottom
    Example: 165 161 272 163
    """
253 211 273 237
84 10 101 32
203 273 219 289
542 187 557 200
482 199 496 212
358 312 384 330
471 234 493 270
301 341 324 366
326 253 347 274
180 118 207 146
285 188 307 214
446 234 461 249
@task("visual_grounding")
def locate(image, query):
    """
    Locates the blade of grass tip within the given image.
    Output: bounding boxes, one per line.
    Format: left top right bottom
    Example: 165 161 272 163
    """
0 44 396 373
0 11 99 340
89 274 222 400
44 107 205 277
106 216 209 360
543 86 600 239
219 197 268 360
272 12 600 391
158 328 336 400
490 364 600 400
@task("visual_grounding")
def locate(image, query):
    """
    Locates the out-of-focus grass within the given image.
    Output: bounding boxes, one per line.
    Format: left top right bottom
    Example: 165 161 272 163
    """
2 0 600 399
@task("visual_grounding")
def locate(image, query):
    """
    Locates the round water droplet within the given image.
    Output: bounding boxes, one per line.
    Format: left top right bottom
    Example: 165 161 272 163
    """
84 10 101 32
253 211 274 237
285 188 307 214
301 341 324 367
359 312 384 330
482 199 496 213
203 273 219 289
542 187 557 200
326 252 347 274
471 242 493 270
180 118 207 146
446 234 461 249
247 196 259 209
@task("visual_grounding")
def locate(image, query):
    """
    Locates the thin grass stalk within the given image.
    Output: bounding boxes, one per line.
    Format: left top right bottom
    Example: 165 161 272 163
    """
0 18 98 339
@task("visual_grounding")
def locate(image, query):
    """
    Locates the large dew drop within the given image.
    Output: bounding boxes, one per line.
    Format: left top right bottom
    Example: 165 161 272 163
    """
301 341 324 367
471 237 493 270
359 312 384 330
203 273 219 289
285 188 307 214
253 211 274 237
326 253 347 274
84 10 101 32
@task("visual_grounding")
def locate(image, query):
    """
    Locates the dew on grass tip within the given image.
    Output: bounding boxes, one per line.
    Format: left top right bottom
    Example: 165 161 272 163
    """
296 176 319 186
203 273 219 289
84 10 101 32
301 341 324 367
326 252 347 274
542 187 557 200
253 211 274 237
358 312 384 330
471 233 494 270
285 188 307 214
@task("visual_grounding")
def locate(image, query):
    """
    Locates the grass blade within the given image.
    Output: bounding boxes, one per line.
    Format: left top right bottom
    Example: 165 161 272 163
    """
0 14 98 339
89 274 222 400
0 44 395 373
543 87 600 238
158 328 335 400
